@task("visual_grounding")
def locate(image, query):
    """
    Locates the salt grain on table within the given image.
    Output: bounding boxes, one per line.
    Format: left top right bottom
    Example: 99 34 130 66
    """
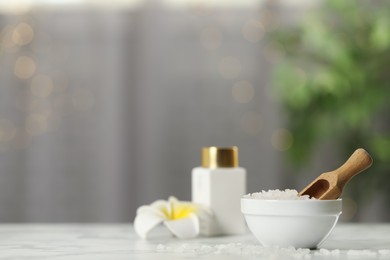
157 243 390 259
156 190 386 259
156 243 311 258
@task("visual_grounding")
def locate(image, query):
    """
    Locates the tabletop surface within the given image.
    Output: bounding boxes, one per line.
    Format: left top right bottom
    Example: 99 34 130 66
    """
0 223 389 259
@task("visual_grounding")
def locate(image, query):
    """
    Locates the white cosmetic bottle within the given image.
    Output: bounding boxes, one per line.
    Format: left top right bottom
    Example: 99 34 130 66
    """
192 146 246 236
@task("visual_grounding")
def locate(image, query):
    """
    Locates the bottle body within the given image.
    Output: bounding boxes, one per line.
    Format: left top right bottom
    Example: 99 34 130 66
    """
192 167 246 236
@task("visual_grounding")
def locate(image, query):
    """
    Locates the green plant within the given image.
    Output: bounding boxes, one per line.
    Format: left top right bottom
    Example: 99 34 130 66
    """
270 0 390 204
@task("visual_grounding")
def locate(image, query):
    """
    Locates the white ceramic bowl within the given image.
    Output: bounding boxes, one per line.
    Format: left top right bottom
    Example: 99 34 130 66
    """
241 198 342 248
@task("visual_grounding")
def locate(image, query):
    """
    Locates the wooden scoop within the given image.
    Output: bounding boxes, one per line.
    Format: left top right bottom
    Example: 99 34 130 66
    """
299 148 373 200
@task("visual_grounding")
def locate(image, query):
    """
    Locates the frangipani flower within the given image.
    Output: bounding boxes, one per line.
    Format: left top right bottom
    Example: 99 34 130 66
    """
134 196 212 239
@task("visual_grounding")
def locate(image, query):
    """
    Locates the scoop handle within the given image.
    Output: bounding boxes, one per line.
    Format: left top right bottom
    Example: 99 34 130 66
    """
335 148 373 188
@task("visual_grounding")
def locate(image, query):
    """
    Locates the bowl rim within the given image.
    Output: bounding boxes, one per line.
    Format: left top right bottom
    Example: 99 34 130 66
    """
241 197 342 216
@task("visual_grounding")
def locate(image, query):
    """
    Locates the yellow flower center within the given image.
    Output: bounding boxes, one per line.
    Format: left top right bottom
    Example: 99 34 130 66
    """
171 204 196 220
159 197 198 220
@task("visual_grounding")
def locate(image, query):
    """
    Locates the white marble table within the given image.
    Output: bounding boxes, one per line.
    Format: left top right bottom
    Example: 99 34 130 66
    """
0 224 389 259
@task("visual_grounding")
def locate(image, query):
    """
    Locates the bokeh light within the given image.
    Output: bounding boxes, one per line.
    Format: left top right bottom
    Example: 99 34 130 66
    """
259 9 280 32
232 80 255 103
12 22 34 46
14 56 36 79
271 128 293 151
242 19 264 43
218 56 241 79
1 25 18 52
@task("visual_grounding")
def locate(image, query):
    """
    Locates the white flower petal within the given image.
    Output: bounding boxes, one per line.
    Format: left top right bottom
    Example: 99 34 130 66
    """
150 199 169 209
134 211 164 239
137 205 166 219
163 213 199 239
168 196 179 205
167 196 177 215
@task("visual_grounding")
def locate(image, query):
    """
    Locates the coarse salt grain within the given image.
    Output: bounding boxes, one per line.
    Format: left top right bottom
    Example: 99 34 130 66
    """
244 189 317 200
156 244 165 251
314 248 340 256
314 248 330 256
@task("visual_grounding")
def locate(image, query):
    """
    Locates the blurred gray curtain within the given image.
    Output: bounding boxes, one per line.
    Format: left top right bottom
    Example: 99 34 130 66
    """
0 6 139 221
6 2 385 222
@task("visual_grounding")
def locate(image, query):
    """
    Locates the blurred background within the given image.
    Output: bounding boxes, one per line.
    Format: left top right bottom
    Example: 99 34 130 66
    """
0 0 389 223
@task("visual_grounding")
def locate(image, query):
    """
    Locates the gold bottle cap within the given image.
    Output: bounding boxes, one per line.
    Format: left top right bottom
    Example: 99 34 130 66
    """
202 146 238 168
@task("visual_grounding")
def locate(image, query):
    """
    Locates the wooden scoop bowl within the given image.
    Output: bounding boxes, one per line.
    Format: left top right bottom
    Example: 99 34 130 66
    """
299 148 373 200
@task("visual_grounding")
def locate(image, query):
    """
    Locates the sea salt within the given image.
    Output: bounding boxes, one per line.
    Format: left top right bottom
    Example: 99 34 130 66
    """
244 189 316 200
347 249 377 257
313 248 340 256
156 243 312 258
379 249 390 256
157 243 390 258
